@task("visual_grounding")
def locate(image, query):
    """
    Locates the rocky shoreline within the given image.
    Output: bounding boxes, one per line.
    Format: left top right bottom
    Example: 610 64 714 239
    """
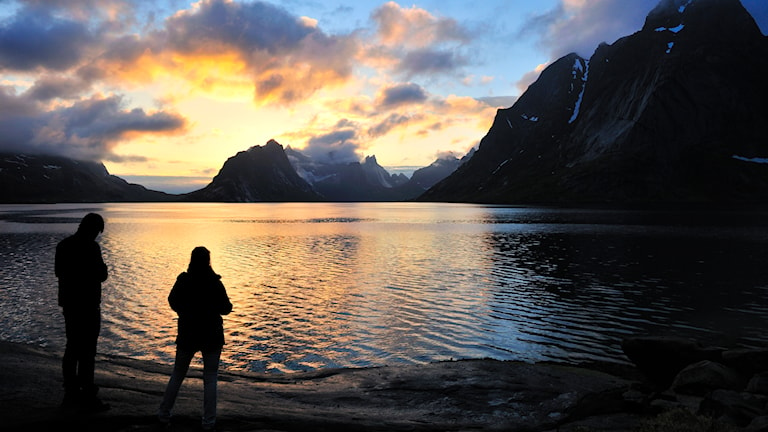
2 337 767 431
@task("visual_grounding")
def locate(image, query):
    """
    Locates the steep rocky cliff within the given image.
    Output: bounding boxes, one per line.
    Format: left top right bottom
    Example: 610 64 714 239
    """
183 140 322 202
421 0 768 205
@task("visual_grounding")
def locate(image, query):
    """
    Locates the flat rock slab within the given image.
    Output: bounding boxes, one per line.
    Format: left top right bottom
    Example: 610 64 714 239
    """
0 341 639 431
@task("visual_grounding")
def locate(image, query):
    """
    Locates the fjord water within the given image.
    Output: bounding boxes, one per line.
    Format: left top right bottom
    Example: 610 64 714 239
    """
1 202 766 373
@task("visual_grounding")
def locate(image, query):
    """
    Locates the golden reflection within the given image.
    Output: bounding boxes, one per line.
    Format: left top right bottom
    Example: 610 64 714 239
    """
10 203 760 373
95 202 501 371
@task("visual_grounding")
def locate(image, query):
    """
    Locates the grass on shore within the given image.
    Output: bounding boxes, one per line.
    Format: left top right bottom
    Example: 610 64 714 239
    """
635 409 739 432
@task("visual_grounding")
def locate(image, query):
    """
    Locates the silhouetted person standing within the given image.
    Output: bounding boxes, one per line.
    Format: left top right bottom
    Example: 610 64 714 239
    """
55 212 110 413
159 246 232 431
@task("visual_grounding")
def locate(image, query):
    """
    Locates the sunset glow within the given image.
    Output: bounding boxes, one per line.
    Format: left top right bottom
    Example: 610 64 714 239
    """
1 0 766 193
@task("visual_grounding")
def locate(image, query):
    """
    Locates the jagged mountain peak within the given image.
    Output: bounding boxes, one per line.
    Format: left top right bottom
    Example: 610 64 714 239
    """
184 139 321 202
247 138 283 153
420 0 768 205
643 0 764 40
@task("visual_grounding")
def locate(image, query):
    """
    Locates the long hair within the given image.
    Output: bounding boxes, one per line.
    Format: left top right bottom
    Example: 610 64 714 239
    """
187 246 212 274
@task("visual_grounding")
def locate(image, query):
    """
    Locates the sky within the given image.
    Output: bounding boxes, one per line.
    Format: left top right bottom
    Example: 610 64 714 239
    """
1 0 766 193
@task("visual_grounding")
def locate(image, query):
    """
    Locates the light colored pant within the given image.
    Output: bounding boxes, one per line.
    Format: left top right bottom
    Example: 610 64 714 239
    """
158 347 221 429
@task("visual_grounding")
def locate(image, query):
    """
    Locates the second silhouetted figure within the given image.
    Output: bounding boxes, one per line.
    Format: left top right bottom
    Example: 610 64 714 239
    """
158 246 232 431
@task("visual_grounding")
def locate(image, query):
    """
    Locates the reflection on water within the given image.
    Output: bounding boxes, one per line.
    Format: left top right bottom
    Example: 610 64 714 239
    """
1 203 767 373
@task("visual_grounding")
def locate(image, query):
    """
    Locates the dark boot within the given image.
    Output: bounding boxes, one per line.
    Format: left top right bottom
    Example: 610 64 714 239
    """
60 387 80 412
80 385 110 414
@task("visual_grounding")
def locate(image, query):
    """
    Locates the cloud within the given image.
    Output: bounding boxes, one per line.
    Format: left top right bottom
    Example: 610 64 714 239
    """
0 89 186 160
0 85 37 116
2 1 361 105
400 48 466 77
512 0 657 96
155 0 359 105
366 2 471 79
302 119 362 164
24 75 92 101
162 0 314 54
0 5 98 71
520 0 657 59
476 95 519 108
371 1 469 49
377 82 429 108
367 113 422 138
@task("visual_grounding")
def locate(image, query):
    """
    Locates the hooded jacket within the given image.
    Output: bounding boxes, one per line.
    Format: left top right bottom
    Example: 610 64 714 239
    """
55 232 108 309
169 268 233 351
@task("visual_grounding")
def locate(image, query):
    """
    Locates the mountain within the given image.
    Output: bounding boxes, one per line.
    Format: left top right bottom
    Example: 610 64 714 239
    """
0 140 467 203
409 150 473 190
286 148 404 201
286 147 467 201
421 0 768 205
287 150 408 201
0 153 172 203
183 140 322 202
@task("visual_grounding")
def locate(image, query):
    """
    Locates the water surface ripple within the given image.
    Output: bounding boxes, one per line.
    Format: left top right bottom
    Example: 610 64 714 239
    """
1 203 766 373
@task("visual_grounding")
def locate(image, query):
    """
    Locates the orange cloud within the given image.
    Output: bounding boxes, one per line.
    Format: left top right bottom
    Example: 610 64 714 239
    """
372 2 468 48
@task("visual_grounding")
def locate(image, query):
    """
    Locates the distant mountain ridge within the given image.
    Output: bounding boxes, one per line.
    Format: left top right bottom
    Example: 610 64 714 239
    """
421 0 768 205
0 153 172 203
181 140 466 202
286 147 465 201
0 141 466 203
286 148 408 201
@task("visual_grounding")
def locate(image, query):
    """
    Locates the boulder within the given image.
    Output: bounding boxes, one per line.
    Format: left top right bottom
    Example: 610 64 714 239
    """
699 389 768 428
748 373 768 396
671 360 744 395
621 336 722 386
746 415 768 432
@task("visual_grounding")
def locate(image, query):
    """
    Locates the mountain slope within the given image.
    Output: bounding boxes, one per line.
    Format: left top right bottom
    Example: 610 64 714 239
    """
287 148 465 201
0 153 172 203
421 0 768 205
286 150 409 201
183 140 322 202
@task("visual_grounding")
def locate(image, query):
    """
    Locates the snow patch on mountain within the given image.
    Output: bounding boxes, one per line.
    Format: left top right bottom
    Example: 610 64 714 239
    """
733 155 768 164
655 24 685 33
521 114 539 122
569 58 590 124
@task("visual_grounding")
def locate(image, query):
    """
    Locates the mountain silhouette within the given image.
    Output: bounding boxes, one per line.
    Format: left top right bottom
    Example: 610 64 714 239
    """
182 140 322 202
420 0 768 205
0 153 172 203
286 147 466 201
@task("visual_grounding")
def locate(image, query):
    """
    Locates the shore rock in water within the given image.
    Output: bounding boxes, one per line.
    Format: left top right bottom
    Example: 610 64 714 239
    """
672 360 744 396
621 336 724 386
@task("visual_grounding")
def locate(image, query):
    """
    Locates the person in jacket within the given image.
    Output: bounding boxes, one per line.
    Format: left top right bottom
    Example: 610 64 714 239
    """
55 212 110 413
158 246 233 430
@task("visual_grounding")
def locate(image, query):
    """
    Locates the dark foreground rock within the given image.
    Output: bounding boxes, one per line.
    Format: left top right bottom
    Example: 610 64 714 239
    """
3 339 761 432
622 336 768 431
0 341 649 432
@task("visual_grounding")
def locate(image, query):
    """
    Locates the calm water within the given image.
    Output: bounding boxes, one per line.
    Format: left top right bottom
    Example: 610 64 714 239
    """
1 202 767 373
